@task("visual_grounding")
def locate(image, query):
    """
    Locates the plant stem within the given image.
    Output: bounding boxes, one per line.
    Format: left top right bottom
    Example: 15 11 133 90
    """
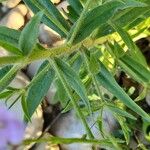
68 0 93 44
0 38 107 67
27 37 106 63
0 56 23 66
24 136 115 146
81 50 104 103
49 58 94 139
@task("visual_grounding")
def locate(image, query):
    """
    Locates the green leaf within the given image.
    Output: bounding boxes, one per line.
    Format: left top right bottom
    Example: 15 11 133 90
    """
107 135 122 150
0 90 14 99
0 65 12 79
65 6 79 23
69 0 147 44
89 50 100 75
134 87 147 102
54 79 69 107
96 61 150 122
0 26 20 46
67 0 83 15
55 58 91 111
38 0 70 31
118 54 150 84
94 4 150 38
0 26 22 55
0 65 18 92
0 41 21 55
109 22 147 66
21 93 30 121
26 61 55 117
106 103 136 120
19 11 43 55
115 115 131 144
23 0 67 37
108 42 150 85
107 41 125 58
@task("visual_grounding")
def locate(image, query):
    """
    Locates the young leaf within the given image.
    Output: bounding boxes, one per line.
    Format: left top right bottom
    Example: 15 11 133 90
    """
26 61 55 117
19 11 43 55
96 61 150 122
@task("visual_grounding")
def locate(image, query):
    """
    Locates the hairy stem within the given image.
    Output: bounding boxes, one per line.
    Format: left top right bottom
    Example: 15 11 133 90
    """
0 38 107 67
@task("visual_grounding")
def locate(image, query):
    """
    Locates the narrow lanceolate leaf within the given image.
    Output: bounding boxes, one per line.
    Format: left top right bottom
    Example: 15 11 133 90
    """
23 0 68 37
67 0 83 15
0 26 20 45
94 6 150 38
37 0 70 31
106 103 136 120
0 90 14 99
89 51 100 75
108 42 150 85
96 62 150 122
115 115 131 144
65 6 79 23
109 22 147 66
0 26 22 55
55 58 91 111
26 61 55 118
19 12 43 55
118 54 150 84
21 93 30 121
107 41 125 58
0 65 19 92
69 0 147 44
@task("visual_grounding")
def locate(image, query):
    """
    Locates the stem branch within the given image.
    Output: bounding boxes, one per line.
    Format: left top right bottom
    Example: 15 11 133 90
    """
49 58 94 139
